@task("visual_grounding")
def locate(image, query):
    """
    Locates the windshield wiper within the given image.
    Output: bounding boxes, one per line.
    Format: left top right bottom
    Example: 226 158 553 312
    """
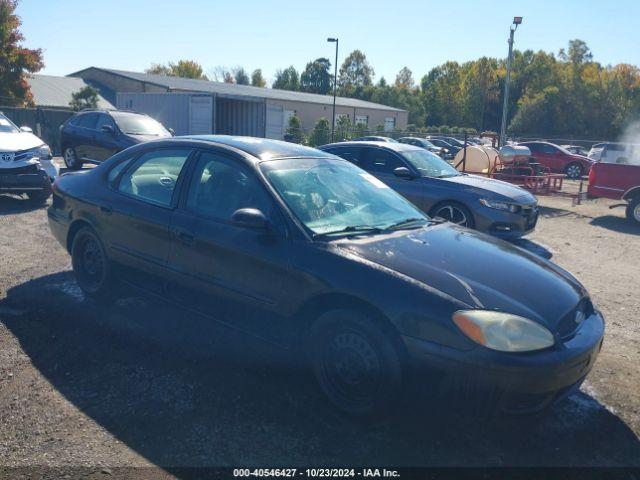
314 225 384 238
385 217 427 231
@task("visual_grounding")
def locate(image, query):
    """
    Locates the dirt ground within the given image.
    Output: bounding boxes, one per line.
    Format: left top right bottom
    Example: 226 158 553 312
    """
0 170 639 475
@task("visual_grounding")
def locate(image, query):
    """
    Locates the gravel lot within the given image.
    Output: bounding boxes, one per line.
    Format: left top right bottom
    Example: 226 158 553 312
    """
0 167 639 475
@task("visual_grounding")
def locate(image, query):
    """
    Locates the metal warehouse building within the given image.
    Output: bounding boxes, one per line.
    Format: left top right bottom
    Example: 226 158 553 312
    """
70 67 408 139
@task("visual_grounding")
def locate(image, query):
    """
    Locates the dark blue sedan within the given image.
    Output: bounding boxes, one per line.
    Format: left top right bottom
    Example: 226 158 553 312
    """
48 136 604 418
320 141 539 239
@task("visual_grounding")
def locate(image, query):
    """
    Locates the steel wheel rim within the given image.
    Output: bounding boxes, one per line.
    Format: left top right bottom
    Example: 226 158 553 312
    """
634 204 640 222
64 148 76 168
322 330 381 406
76 237 105 291
567 165 581 179
435 205 468 226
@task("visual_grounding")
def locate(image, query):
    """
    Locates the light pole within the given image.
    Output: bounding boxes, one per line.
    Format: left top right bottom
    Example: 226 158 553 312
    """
327 37 338 142
499 16 522 148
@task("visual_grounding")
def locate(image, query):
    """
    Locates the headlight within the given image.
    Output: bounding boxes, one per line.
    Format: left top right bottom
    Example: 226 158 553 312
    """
479 198 519 213
453 310 555 352
25 144 52 160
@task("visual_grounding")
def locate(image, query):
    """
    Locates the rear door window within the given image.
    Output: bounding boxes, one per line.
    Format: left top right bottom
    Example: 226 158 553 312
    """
77 113 98 130
362 148 406 174
326 147 363 167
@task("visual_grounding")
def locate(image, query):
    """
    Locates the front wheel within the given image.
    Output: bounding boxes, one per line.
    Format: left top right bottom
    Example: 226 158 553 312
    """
71 226 115 301
431 202 475 228
565 162 584 179
310 309 405 418
63 147 82 170
626 197 640 226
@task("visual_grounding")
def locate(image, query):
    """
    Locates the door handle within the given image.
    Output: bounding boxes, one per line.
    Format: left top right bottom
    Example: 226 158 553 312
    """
174 229 195 245
99 205 113 215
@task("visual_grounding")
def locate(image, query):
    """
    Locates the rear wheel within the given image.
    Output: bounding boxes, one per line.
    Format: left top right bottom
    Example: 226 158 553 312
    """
71 226 115 301
310 309 405 418
26 189 51 204
565 162 584 179
626 197 640 226
63 146 82 170
431 202 475 228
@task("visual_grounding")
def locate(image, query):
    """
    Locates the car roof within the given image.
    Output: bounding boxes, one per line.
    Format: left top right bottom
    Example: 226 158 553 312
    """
319 141 423 152
180 135 336 161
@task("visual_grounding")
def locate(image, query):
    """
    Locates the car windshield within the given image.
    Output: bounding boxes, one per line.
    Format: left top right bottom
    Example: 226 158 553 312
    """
400 149 460 178
112 113 169 136
261 158 427 237
0 114 20 133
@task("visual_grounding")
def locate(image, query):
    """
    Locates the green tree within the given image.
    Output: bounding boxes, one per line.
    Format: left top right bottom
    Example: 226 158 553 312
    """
251 69 266 87
394 67 414 89
308 117 331 146
0 0 44 107
69 85 99 111
273 66 300 91
338 50 374 94
335 115 352 141
300 57 332 94
284 114 304 144
233 67 250 85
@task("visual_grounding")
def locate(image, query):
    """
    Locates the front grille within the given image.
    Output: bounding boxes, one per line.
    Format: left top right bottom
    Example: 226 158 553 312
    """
0 164 39 175
557 298 594 339
13 149 33 162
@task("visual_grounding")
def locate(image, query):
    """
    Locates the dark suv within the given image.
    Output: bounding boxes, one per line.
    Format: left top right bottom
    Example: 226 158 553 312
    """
60 109 172 169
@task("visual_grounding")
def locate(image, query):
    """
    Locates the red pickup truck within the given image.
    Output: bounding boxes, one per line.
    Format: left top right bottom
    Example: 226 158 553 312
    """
588 162 640 225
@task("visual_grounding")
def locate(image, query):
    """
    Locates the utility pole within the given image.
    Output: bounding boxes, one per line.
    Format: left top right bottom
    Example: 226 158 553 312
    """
327 37 339 142
499 17 522 148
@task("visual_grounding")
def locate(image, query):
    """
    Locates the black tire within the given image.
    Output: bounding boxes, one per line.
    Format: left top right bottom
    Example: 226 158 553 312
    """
310 309 405 418
63 146 82 170
71 226 115 301
626 196 640 226
565 162 584 179
430 201 475 229
26 188 51 205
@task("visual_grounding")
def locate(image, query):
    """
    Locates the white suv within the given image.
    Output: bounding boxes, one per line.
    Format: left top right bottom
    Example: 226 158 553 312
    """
0 112 59 202
588 143 639 165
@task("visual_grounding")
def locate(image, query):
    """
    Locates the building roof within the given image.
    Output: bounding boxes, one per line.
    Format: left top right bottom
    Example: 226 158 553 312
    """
70 67 405 113
27 74 115 109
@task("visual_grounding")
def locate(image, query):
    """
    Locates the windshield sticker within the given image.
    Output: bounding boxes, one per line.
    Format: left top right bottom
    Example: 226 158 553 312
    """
359 173 390 189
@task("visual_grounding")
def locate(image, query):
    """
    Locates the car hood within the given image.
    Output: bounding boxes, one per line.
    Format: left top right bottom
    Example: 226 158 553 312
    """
335 224 586 330
0 132 45 151
438 174 536 203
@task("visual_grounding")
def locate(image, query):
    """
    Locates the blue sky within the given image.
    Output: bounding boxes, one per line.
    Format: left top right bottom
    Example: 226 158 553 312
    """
17 0 640 85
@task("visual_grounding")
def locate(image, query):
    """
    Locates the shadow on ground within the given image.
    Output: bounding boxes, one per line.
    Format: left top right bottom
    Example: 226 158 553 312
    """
1 271 639 472
590 215 640 235
0 194 47 216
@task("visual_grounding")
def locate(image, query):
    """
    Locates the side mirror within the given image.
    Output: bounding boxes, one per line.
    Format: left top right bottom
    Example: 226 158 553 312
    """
231 208 270 230
168 128 175 136
19 126 33 133
393 167 416 179
101 124 114 135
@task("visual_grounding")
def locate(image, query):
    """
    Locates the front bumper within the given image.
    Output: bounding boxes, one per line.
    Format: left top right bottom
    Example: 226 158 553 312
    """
403 310 605 414
0 165 51 194
474 204 539 239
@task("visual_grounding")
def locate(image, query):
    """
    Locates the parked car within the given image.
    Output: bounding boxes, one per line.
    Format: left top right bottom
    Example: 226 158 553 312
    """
432 136 466 149
0 112 58 203
561 144 590 157
48 135 604 417
587 142 639 165
397 137 444 156
588 160 640 225
518 141 593 179
352 135 398 143
423 138 458 159
60 109 172 170
319 141 539 239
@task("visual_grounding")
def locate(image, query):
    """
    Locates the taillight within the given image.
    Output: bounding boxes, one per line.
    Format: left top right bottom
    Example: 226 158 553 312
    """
588 164 596 185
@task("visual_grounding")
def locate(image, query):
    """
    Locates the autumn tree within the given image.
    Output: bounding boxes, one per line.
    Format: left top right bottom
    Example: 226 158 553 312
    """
251 69 266 87
146 60 208 80
395 67 414 89
0 0 44 106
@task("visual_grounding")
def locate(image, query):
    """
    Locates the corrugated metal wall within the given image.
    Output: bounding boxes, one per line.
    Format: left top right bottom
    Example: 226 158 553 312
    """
215 98 264 137
116 92 196 135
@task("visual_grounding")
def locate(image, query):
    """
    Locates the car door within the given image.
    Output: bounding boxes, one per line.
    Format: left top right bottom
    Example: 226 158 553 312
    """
360 147 427 209
167 150 291 341
93 113 121 162
105 147 193 292
74 113 99 160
